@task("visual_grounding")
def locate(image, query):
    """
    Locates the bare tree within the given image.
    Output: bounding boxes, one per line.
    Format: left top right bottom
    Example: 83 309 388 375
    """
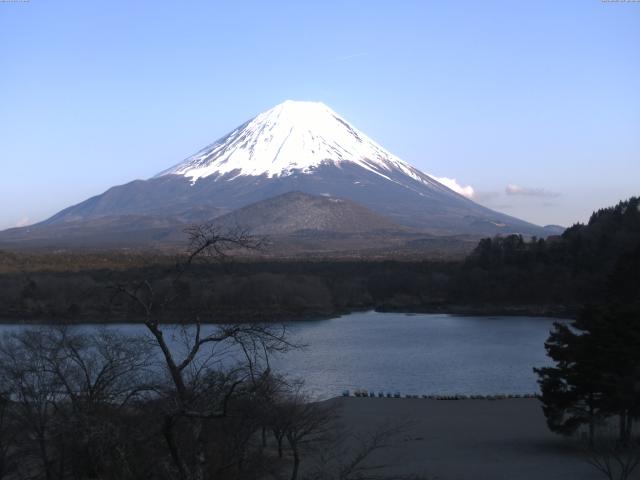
308 420 417 480
0 326 156 480
0 329 62 480
584 436 640 480
46 327 154 478
41 327 154 411
0 391 18 480
269 387 336 480
0 224 426 480
112 224 293 480
263 381 417 480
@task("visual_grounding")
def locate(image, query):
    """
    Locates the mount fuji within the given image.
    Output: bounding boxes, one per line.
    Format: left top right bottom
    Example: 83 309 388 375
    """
0 100 551 249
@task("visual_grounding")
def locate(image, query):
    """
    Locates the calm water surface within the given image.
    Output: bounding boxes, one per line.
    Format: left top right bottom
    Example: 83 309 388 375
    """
274 311 560 397
0 312 561 398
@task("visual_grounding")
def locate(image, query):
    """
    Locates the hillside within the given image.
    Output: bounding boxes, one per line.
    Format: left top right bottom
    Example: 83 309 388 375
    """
211 191 401 235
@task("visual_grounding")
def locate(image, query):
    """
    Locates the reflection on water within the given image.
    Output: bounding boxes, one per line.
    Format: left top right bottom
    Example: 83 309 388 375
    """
273 311 560 398
0 311 562 399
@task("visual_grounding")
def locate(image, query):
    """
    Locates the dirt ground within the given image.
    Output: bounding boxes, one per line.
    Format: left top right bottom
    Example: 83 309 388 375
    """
329 397 609 480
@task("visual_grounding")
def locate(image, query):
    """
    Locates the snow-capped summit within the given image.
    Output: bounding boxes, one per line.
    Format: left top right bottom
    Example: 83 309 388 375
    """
156 100 433 186
2 100 551 247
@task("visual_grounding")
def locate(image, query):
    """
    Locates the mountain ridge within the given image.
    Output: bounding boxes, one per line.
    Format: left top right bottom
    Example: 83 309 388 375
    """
0 100 554 248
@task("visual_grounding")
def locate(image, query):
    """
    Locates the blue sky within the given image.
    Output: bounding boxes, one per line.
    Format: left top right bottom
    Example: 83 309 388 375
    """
1 0 638 229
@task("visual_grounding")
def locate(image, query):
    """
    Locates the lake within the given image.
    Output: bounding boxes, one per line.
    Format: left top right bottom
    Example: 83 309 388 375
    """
0 311 562 398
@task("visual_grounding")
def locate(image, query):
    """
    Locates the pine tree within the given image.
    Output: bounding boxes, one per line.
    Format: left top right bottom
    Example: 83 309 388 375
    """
535 304 640 444
534 317 604 443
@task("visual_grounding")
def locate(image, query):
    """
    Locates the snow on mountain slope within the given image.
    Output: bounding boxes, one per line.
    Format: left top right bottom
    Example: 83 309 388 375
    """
156 100 448 194
211 191 401 235
0 99 551 246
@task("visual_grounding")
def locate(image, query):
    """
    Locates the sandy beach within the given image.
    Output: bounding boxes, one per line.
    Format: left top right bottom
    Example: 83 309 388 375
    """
332 397 603 480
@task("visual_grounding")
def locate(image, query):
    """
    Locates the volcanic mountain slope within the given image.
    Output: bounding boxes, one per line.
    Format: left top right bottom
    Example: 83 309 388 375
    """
211 191 402 235
1 100 550 248
0 215 189 248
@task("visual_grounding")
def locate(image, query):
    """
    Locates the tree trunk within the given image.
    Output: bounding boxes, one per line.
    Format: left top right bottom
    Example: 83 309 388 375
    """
588 402 595 446
290 446 300 480
163 415 188 480
193 419 206 480
38 435 53 480
619 411 628 444
146 324 187 399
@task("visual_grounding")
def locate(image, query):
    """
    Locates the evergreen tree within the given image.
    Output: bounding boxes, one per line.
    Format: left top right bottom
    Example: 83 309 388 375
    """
535 303 640 444
534 316 604 443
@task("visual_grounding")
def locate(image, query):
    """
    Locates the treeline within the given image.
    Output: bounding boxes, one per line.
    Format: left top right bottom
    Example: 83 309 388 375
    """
0 197 638 323
461 196 640 307
0 260 456 322
532 199 640 452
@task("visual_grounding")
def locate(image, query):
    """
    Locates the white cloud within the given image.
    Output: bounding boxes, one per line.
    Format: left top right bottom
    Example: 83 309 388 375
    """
506 184 560 198
429 175 475 198
14 217 31 228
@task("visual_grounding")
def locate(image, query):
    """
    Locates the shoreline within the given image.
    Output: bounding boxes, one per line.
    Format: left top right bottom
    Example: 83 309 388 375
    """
0 304 575 324
342 391 540 400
